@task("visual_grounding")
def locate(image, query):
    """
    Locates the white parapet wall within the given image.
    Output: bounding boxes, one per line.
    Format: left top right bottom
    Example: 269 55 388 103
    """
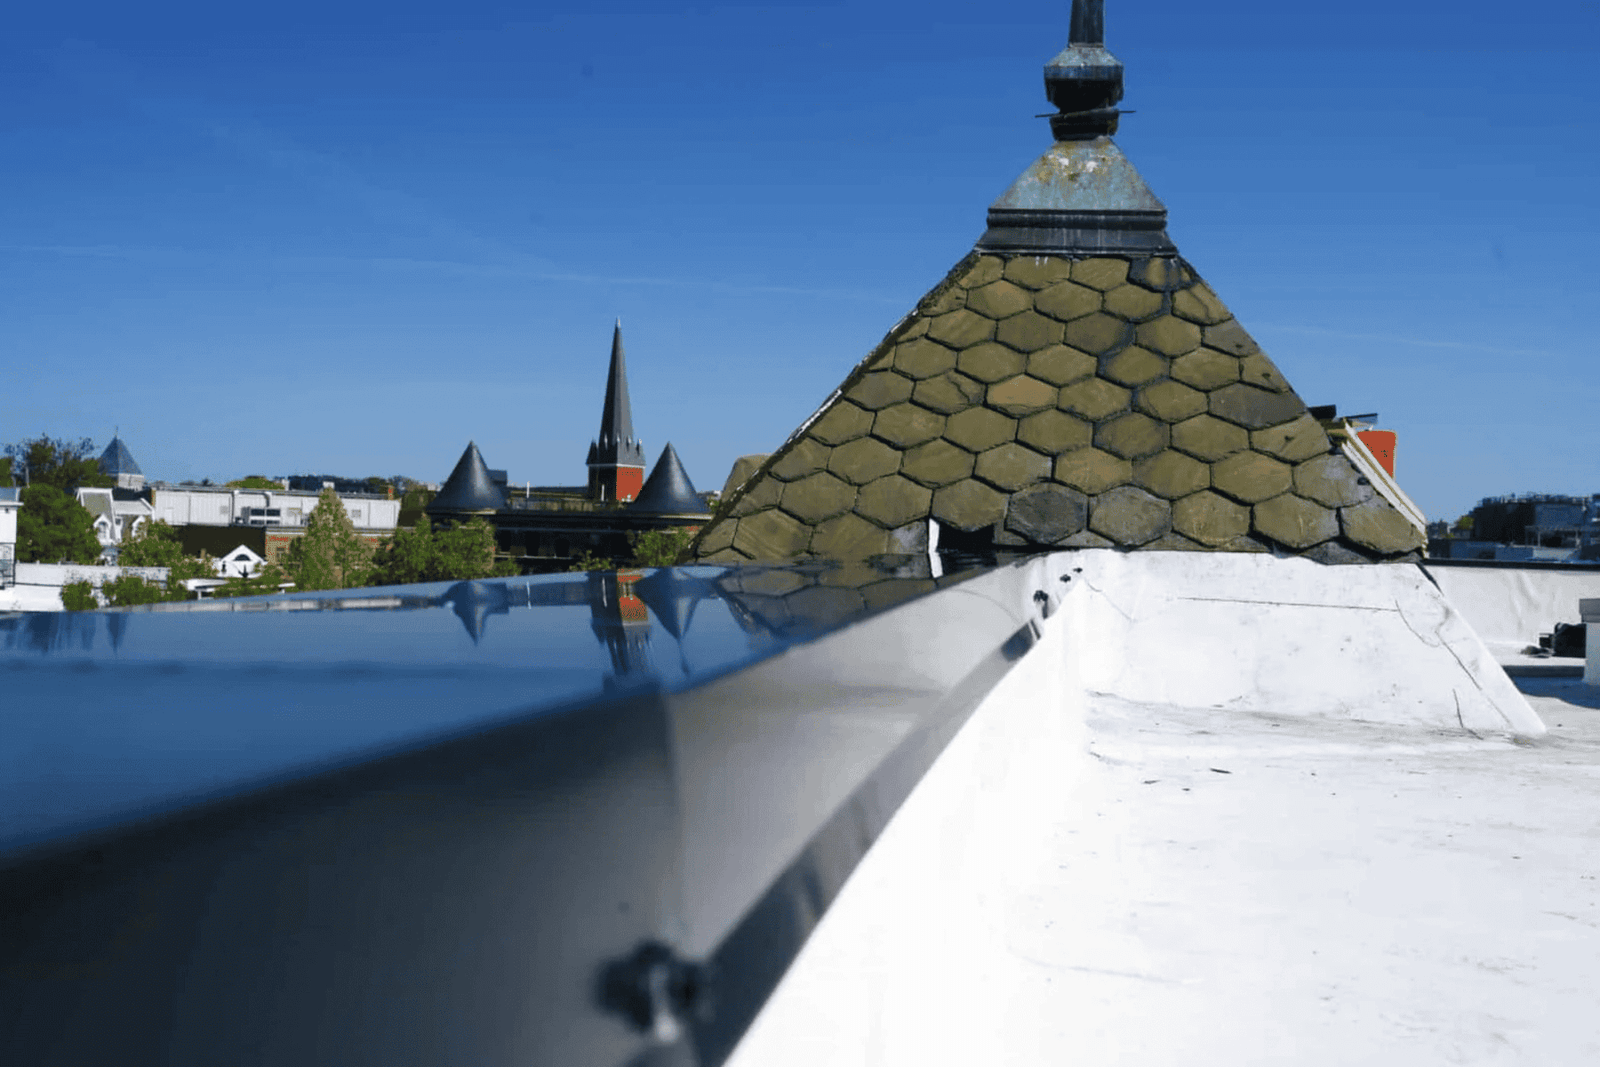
728 549 1552 1067
1 562 171 612
1423 562 1600 658
1068 550 1543 737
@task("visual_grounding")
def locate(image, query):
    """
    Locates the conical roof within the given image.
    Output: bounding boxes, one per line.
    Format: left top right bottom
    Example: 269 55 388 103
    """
629 443 709 516
427 441 505 514
586 320 647 469
98 436 142 477
687 0 1424 566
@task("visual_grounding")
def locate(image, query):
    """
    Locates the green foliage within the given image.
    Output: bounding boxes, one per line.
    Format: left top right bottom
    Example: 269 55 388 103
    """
211 563 292 599
102 574 168 607
369 517 515 586
5 435 112 491
226 476 282 490
567 551 615 572
627 526 697 567
0 456 12 487
60 580 98 611
397 487 436 528
283 487 373 591
17 485 103 564
119 519 185 568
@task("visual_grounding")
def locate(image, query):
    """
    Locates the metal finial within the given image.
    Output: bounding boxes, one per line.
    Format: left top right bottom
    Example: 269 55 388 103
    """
1069 0 1105 46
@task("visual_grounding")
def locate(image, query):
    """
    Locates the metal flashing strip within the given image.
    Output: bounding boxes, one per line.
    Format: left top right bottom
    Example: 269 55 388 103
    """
0 558 1053 1066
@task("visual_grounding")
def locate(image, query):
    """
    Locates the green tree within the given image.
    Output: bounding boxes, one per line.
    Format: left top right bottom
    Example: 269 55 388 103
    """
627 526 697 567
119 519 185 568
284 487 373 591
5 435 112 491
211 563 291 598
566 551 615 572
0 456 13 487
17 485 103 563
226 476 282 490
61 580 98 611
103 573 168 607
368 517 515 586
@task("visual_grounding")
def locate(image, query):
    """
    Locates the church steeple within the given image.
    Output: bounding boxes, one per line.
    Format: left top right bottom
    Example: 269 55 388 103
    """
586 320 647 502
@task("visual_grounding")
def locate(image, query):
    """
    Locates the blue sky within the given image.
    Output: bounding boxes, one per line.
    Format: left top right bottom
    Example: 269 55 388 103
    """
3 1 1596 522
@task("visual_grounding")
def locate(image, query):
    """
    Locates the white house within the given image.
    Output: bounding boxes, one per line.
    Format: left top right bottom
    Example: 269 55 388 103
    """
0 486 19 587
149 485 400 533
75 487 154 559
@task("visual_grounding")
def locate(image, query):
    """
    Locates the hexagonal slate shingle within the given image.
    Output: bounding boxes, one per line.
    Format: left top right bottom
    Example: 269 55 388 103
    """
893 337 958 380
1211 451 1293 504
965 279 1033 320
996 310 1064 353
809 513 891 559
901 438 975 487
957 342 1026 384
827 436 901 485
1004 483 1088 544
1059 378 1131 421
781 471 859 524
932 479 1007 532
926 309 995 349
1171 348 1241 391
873 403 947 448
1137 379 1207 422
1035 281 1102 323
807 403 873 447
945 406 1016 452
1018 409 1092 454
1064 313 1131 356
1134 316 1203 358
1171 283 1230 325
1102 346 1168 387
856 475 933 529
1002 256 1074 290
1134 450 1209 499
734 507 813 559
1172 490 1250 547
1341 499 1424 555
1293 453 1374 508
975 442 1051 490
1095 413 1168 460
1102 284 1165 321
1253 493 1338 549
1028 345 1097 386
1252 415 1329 463
1054 447 1132 494
1171 414 1249 461
1209 383 1306 431
847 371 914 411
769 437 833 480
1072 258 1129 291
911 373 985 414
1089 486 1171 546
987 375 1057 416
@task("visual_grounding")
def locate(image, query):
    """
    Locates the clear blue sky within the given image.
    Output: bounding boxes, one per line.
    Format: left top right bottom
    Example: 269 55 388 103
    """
4 1 1596 522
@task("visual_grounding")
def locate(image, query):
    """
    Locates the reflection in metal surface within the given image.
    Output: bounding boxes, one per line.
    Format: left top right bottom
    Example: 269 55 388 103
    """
0 555 1048 1066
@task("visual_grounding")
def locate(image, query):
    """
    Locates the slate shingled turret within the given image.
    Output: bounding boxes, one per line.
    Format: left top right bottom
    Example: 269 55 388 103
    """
629 443 711 517
688 0 1423 565
586 320 648 502
98 436 145 491
427 441 505 515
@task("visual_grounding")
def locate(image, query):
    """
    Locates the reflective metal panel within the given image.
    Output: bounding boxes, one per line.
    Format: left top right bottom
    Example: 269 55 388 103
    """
0 557 1054 1065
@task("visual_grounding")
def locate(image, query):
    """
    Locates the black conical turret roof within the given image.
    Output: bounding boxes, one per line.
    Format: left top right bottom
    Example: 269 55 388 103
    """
586 320 647 469
427 441 506 513
98 436 142 476
628 443 710 516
